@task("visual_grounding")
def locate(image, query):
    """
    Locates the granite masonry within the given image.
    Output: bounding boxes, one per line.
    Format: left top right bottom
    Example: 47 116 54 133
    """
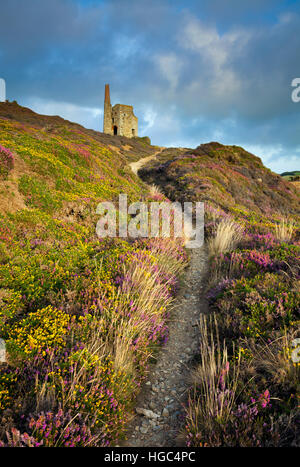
103 84 138 138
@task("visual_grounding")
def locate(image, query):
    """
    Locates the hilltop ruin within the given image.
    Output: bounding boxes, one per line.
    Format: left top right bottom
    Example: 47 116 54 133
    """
103 84 138 138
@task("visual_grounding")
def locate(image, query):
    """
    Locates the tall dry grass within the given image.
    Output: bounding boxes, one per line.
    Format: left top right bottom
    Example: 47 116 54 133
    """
274 219 295 243
208 219 243 257
247 331 300 387
185 315 240 437
149 184 164 198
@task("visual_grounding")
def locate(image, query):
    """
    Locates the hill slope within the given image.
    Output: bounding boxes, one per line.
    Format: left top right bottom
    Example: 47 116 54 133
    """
0 101 161 216
139 142 300 218
137 143 300 447
0 103 187 446
0 103 299 447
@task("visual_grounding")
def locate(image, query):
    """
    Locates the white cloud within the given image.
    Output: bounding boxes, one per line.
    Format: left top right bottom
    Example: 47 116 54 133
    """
140 107 157 134
154 53 183 91
179 18 225 67
21 97 102 131
242 143 300 173
177 16 250 103
178 16 247 68
113 34 140 60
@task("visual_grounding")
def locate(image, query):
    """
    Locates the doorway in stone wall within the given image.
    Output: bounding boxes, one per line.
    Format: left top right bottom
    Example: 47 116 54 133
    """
132 129 135 136
114 126 118 135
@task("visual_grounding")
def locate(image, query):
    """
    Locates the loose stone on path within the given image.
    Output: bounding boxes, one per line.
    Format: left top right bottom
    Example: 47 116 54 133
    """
122 246 208 447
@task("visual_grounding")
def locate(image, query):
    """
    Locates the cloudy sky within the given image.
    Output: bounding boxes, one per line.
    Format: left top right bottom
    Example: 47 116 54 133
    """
1 0 300 173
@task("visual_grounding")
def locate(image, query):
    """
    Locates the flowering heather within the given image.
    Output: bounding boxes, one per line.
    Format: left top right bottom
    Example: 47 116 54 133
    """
1 104 299 447
0 232 187 446
149 144 300 447
0 144 14 178
0 109 188 446
0 409 95 447
185 394 278 447
206 278 235 302
243 232 279 250
192 230 299 446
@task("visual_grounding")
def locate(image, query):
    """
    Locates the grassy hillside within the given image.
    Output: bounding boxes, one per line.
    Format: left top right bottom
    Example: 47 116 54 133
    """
0 101 161 215
0 103 187 446
140 142 299 218
140 142 300 447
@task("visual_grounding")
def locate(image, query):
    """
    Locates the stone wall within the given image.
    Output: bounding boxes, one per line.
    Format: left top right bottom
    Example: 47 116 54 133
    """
111 104 138 138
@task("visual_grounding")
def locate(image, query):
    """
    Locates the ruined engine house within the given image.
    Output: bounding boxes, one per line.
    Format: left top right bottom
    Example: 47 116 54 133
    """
103 84 138 138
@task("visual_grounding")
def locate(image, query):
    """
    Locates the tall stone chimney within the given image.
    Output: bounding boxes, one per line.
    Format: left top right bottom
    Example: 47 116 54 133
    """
103 84 113 134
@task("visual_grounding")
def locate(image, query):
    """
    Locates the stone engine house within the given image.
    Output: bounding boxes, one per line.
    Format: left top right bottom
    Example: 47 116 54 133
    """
103 84 138 138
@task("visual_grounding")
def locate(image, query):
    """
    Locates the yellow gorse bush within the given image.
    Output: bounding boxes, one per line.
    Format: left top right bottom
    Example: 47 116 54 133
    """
7 306 70 357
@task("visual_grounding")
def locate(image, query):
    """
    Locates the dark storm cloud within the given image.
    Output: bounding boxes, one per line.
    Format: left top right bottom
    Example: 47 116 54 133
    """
0 0 299 172
0 0 108 103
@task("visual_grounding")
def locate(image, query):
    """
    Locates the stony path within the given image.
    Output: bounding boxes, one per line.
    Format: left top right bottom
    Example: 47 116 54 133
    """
129 148 164 175
123 246 208 447
122 152 208 447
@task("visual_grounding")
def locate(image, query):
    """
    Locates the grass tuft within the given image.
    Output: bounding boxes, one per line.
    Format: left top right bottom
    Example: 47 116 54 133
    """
208 219 243 257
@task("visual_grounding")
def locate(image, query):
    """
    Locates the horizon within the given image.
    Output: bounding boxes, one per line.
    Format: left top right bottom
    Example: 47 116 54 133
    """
1 0 300 173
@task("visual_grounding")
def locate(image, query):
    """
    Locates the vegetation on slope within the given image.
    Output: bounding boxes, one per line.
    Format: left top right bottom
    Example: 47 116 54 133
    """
281 170 300 181
140 142 300 447
140 142 299 217
0 101 299 447
0 103 187 446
